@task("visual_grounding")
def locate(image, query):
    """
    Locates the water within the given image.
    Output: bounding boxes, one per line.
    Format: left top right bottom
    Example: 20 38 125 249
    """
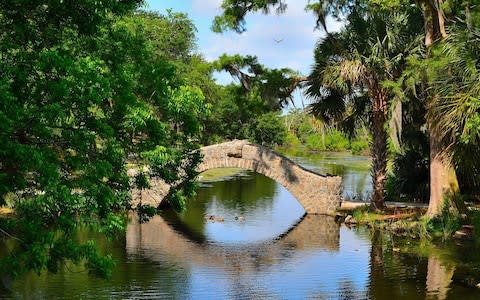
2 153 480 299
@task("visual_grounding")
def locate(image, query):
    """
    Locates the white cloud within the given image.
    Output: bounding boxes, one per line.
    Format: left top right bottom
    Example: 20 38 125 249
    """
185 0 344 108
145 0 344 107
192 0 223 14
198 0 340 76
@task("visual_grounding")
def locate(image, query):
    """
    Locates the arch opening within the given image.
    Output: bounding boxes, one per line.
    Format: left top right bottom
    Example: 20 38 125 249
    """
132 140 342 215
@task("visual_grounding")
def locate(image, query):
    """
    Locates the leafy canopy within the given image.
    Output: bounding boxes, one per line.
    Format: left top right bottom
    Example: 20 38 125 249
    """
0 1 208 278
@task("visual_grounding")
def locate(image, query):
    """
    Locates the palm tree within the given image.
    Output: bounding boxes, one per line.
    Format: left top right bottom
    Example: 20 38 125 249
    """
426 23 480 215
305 8 423 210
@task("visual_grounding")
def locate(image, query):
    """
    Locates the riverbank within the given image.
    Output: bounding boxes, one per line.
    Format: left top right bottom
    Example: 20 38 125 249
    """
338 201 480 241
0 207 14 217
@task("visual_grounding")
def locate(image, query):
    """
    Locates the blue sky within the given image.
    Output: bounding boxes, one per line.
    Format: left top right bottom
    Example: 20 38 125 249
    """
143 0 342 109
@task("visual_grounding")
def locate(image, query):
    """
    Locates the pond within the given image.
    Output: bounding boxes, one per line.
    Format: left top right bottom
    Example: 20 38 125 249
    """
1 153 480 299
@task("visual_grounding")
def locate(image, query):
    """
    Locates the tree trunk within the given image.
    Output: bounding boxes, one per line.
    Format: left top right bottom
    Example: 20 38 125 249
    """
420 0 446 47
419 0 461 217
426 123 459 217
370 86 388 211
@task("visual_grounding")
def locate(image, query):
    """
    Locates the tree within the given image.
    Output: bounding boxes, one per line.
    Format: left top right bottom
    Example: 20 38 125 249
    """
306 8 423 209
202 54 302 144
213 1 423 210
0 1 208 278
380 0 479 216
213 0 480 216
122 11 225 146
213 54 305 109
426 21 480 213
250 112 287 147
417 0 460 217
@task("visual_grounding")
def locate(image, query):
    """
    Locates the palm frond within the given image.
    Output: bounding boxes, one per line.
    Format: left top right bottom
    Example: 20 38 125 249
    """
307 88 346 124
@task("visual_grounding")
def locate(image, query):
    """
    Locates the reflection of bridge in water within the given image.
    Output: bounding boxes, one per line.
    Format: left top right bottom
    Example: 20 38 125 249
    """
126 213 340 271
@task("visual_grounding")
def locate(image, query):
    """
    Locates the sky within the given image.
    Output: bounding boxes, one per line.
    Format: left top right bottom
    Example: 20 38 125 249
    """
143 0 342 109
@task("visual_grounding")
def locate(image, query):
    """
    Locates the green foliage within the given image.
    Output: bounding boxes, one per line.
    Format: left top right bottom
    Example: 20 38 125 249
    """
385 150 429 203
469 210 480 240
284 109 325 141
460 97 480 145
248 112 287 147
126 10 197 62
305 133 326 151
390 17 480 197
0 2 209 279
212 54 302 108
212 0 287 33
426 213 462 240
324 129 350 151
428 26 480 193
306 6 423 125
284 132 302 148
120 10 222 147
213 0 363 34
204 72 293 144
351 139 369 155
304 130 351 151
283 109 370 152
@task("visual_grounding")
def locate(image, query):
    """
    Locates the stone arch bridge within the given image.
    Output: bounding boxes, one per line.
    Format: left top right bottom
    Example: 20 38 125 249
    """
132 140 342 215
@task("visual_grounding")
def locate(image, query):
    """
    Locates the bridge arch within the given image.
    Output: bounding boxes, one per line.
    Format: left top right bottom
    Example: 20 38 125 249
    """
132 140 342 215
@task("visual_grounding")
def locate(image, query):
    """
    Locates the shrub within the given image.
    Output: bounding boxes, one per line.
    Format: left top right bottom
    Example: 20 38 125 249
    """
324 129 350 151
351 139 369 155
305 133 325 151
284 131 302 148
385 150 429 203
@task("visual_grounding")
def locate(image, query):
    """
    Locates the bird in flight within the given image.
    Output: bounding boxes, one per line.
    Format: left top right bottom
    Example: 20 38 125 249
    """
274 38 284 43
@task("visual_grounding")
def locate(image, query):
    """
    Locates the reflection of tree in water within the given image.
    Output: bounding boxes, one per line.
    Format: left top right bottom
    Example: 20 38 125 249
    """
2 228 191 299
198 171 276 211
367 230 455 300
354 173 368 200
366 230 480 300
367 230 423 299
177 171 277 235
325 162 371 200
324 163 346 176
426 256 455 300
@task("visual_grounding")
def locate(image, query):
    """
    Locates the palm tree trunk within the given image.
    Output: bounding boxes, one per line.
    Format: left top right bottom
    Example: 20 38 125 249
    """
370 86 388 210
426 123 459 217
420 0 447 47
419 0 461 217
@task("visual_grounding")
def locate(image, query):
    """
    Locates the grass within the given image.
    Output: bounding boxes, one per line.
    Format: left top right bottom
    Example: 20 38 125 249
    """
344 205 468 240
